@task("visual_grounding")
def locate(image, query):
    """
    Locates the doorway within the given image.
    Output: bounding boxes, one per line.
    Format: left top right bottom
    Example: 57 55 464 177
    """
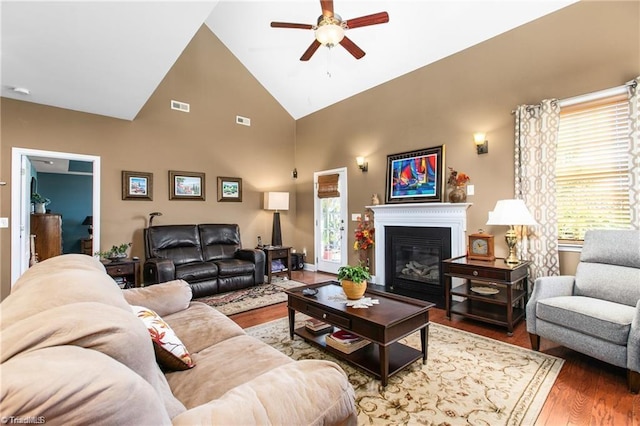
314 168 348 274
10 147 101 285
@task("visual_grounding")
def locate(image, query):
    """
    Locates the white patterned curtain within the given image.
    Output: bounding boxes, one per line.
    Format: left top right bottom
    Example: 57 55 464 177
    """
628 77 640 229
514 100 561 282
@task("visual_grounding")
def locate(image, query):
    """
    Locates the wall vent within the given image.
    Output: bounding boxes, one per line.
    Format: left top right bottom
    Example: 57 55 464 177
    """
236 115 251 126
171 100 190 113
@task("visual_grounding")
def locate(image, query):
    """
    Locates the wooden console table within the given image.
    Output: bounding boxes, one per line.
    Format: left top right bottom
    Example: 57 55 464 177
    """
443 256 530 335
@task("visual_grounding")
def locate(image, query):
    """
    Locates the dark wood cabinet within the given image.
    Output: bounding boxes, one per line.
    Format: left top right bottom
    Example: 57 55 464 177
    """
104 258 140 288
262 246 292 283
443 256 530 335
81 238 93 255
30 213 62 261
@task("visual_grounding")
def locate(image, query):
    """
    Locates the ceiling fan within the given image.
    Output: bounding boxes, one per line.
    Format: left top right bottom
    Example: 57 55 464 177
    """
270 0 389 61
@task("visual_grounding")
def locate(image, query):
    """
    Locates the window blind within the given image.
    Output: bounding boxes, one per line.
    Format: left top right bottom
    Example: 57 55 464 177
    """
317 174 340 198
556 95 631 241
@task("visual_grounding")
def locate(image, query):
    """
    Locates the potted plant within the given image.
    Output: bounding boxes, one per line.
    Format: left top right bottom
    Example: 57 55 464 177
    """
337 263 371 300
95 243 132 262
31 193 51 214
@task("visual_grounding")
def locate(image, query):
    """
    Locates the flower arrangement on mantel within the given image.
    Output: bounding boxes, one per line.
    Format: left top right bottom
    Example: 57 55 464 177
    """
447 167 471 187
353 214 375 251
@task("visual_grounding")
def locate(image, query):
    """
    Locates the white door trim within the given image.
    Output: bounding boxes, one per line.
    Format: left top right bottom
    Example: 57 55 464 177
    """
10 147 101 285
313 167 348 274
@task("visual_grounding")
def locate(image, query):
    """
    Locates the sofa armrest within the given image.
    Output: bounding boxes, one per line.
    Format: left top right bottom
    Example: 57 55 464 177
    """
235 249 266 285
171 360 356 426
144 258 176 284
123 280 192 316
526 275 576 334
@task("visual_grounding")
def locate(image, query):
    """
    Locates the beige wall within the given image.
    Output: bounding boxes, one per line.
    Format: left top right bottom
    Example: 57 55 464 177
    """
1 27 296 299
2 2 638 298
294 1 639 269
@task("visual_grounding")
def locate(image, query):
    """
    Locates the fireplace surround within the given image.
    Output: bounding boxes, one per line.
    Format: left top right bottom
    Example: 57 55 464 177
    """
368 203 471 306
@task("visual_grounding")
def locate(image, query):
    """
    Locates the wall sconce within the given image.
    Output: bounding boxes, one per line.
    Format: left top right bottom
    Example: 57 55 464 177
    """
356 156 368 172
474 132 489 155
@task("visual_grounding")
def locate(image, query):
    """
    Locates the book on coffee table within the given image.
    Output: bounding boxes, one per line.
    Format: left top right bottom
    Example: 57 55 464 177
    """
325 329 370 354
305 318 333 334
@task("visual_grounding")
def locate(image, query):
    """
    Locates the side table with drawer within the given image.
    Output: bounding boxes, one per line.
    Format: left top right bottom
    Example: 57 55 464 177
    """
442 256 530 335
104 258 140 289
262 246 292 283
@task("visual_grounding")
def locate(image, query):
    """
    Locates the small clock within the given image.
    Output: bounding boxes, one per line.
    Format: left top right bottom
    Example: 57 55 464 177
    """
468 231 495 261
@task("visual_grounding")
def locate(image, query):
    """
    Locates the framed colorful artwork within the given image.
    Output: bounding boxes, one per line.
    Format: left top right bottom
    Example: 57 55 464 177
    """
217 176 242 202
122 170 153 201
385 145 445 204
169 170 205 201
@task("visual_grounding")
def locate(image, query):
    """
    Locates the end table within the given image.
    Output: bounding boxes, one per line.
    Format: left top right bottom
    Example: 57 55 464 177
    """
262 246 292 283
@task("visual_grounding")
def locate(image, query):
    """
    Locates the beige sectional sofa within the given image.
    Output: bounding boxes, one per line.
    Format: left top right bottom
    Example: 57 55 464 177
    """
0 254 356 425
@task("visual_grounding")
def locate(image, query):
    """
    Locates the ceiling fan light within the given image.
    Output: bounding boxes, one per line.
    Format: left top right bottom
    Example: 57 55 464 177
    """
315 24 344 46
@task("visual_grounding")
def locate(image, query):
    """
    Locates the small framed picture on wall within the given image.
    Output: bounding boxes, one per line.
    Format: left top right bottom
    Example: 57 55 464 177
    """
169 170 205 201
217 176 242 202
122 171 153 201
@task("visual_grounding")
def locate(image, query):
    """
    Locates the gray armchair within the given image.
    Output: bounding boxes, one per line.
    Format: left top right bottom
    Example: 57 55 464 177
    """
526 229 640 393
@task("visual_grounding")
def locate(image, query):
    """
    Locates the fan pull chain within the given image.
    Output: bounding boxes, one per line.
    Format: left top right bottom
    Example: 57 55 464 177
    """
325 47 333 78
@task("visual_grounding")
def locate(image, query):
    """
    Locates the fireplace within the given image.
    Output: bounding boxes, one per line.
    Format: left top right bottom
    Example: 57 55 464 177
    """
385 226 451 307
369 203 471 307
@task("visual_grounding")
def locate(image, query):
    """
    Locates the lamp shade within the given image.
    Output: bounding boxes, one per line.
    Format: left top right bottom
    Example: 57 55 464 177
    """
264 192 289 211
82 216 93 226
486 199 537 226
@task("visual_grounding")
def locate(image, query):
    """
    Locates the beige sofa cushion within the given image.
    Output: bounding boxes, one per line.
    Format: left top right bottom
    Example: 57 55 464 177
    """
171 360 356 426
1 346 173 426
163 302 245 353
166 334 293 408
123 279 192 316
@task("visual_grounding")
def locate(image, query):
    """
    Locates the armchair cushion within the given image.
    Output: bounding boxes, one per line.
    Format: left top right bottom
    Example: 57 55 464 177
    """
123 280 192 317
575 262 640 306
215 258 255 276
537 296 634 345
175 262 218 282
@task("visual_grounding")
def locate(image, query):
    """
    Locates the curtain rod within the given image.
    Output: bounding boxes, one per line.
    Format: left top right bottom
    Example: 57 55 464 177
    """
511 80 637 114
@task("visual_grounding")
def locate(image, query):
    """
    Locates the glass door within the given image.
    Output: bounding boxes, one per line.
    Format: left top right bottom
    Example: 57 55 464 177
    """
314 168 348 274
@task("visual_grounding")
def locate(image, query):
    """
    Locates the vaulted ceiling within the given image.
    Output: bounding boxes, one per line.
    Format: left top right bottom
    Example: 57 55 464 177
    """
1 1 577 121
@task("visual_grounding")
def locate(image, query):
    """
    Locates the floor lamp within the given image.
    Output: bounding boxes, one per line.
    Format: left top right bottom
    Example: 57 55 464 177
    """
264 192 289 247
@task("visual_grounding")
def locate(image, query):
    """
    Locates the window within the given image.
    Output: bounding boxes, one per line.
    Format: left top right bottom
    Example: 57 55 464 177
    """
556 95 631 241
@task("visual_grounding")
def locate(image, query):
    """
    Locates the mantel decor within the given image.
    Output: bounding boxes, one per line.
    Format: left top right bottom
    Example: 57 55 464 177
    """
122 170 153 201
169 170 205 201
385 145 445 204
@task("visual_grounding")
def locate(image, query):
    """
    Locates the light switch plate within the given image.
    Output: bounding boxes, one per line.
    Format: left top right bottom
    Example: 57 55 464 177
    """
0 217 8 228
351 213 362 221
466 185 475 196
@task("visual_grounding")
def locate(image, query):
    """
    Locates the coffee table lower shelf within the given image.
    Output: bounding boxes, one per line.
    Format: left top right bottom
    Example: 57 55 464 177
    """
294 327 423 382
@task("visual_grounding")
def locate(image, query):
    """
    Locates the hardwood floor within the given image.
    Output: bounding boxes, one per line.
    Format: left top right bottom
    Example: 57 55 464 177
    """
230 271 640 425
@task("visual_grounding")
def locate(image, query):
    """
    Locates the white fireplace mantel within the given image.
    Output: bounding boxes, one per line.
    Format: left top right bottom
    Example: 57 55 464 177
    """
368 203 472 284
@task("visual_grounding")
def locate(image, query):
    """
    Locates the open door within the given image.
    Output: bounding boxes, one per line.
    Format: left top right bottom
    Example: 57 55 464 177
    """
314 168 348 274
11 147 101 285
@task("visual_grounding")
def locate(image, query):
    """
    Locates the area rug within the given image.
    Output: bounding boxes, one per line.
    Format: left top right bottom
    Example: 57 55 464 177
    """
246 318 564 425
194 279 304 316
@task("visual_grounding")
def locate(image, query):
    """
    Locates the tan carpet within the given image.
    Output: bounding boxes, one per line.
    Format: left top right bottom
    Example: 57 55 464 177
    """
246 318 564 425
194 279 304 315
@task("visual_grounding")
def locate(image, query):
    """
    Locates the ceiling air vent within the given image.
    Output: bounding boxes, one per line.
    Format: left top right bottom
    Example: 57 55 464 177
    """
170 100 190 113
236 115 251 126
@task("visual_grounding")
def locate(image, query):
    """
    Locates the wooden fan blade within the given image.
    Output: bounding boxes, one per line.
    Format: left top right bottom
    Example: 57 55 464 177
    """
271 22 314 30
320 0 334 17
339 36 365 59
345 11 389 29
300 39 322 61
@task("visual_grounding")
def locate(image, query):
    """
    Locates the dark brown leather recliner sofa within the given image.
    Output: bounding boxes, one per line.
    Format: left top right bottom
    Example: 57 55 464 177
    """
143 224 265 298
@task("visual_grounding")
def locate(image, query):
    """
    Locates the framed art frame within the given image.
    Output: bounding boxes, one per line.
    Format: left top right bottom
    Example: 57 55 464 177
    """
169 170 205 201
385 145 445 204
217 176 243 202
122 170 153 201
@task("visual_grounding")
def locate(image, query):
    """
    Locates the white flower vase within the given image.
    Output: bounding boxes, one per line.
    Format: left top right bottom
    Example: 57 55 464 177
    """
34 203 46 214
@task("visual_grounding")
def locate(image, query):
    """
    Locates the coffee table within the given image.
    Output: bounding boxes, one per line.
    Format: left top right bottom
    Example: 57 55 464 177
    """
285 281 434 386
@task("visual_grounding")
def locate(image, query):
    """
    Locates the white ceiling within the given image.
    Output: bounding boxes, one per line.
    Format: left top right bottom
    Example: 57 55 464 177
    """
1 1 577 121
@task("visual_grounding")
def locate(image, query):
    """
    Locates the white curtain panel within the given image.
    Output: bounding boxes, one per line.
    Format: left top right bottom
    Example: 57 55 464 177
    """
514 99 561 282
628 77 640 229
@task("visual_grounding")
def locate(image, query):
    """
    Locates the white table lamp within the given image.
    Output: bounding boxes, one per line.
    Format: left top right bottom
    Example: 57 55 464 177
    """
486 199 537 264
